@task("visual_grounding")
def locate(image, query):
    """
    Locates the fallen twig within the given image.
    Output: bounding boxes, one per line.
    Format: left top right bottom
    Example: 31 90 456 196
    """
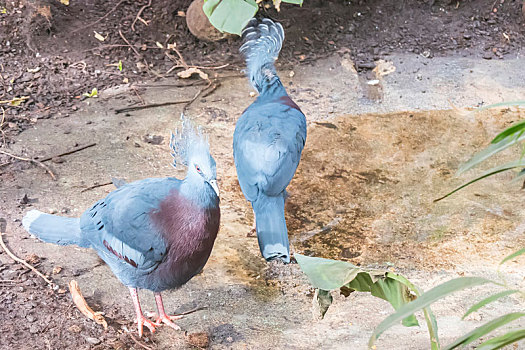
119 30 141 58
132 0 152 31
114 80 220 114
69 280 108 329
0 149 56 180
115 99 194 114
183 80 220 112
0 107 6 146
0 232 54 286
80 181 113 193
174 306 207 316
72 0 127 33
129 333 154 350
38 142 97 163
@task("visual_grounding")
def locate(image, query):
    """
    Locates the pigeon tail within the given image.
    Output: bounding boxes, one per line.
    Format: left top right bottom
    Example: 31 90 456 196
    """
252 193 290 263
240 18 284 94
22 209 87 247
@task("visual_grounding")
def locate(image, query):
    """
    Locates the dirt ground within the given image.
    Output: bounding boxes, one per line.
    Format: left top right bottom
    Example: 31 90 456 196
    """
1 0 525 349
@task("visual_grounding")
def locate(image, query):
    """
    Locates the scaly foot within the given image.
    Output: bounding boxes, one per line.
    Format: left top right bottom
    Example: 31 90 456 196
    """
136 314 157 337
155 313 183 330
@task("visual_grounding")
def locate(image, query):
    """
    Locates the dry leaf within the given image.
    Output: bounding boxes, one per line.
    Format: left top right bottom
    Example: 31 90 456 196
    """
167 43 177 50
177 67 208 80
37 5 51 19
52 266 62 274
373 60 396 77
69 280 108 329
155 41 164 49
273 0 282 12
94 31 105 42
177 10 186 17
58 0 69 5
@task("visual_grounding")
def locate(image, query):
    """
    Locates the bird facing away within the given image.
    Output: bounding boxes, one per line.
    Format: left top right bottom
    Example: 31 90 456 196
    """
22 117 220 336
233 18 307 263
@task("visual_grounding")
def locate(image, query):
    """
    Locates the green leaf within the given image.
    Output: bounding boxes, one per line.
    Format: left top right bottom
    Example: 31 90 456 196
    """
294 253 363 290
457 128 525 176
500 248 525 265
117 60 123 72
202 0 258 35
82 88 98 98
314 289 333 319
435 160 525 202
370 277 418 327
387 273 440 349
295 254 419 327
282 0 303 4
369 277 494 349
462 290 520 320
444 313 525 350
477 328 525 350
491 120 525 144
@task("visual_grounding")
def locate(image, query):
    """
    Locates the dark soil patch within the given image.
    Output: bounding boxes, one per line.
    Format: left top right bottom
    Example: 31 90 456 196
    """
1 0 524 143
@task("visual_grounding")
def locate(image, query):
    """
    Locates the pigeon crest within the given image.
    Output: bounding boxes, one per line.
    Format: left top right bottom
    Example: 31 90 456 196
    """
169 114 210 169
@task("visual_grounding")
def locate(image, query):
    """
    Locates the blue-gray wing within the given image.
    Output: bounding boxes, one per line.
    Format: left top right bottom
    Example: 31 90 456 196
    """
80 178 180 274
233 102 306 202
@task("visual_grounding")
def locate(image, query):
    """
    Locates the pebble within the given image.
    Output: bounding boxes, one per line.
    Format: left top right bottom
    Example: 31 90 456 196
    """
85 337 102 345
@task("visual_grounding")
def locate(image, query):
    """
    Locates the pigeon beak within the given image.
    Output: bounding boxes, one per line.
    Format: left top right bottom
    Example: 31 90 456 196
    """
208 179 220 198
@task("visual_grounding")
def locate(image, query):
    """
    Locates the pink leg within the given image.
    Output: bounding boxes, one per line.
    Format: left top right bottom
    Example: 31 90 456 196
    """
154 292 182 330
129 287 157 337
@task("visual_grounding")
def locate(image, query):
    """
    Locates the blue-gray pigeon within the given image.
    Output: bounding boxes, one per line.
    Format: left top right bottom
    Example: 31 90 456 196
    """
233 18 307 263
22 117 220 336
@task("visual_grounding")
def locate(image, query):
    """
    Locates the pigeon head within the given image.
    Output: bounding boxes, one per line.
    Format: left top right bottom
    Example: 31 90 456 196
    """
170 115 219 198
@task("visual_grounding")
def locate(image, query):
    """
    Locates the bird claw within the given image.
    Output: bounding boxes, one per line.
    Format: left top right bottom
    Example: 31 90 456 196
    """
136 316 157 337
155 314 183 330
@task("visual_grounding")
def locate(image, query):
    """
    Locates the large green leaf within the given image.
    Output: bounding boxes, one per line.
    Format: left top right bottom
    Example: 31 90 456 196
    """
443 313 525 350
476 328 525 350
202 0 258 35
435 160 525 202
500 248 525 265
295 254 418 326
369 277 495 349
294 254 365 290
462 290 520 320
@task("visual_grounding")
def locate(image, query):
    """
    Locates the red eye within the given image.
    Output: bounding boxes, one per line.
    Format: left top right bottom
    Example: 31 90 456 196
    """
195 165 201 172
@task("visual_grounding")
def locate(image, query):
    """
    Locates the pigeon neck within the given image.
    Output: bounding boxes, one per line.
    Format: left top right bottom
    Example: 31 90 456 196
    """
180 174 217 208
257 76 287 97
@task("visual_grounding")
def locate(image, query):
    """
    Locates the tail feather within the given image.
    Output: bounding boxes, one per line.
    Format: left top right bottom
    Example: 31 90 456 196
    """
240 18 284 92
252 193 290 263
22 209 86 247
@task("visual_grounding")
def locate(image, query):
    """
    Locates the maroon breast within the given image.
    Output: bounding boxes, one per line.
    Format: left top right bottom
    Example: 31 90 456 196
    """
148 191 220 290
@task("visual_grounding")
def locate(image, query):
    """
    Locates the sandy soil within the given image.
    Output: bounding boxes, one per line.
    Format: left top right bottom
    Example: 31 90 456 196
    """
1 52 525 349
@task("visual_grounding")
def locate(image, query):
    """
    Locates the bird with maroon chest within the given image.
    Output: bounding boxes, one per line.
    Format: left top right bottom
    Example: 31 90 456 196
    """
22 117 220 336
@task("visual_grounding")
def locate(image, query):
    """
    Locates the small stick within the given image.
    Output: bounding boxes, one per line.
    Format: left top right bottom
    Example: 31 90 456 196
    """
72 0 127 33
129 333 154 350
0 232 54 286
38 142 97 163
132 0 153 32
174 306 207 316
115 99 194 114
183 80 220 112
0 107 6 146
80 181 113 193
119 30 141 58
0 149 56 180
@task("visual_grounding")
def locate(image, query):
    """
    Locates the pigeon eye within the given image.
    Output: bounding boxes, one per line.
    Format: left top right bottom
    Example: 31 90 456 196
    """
195 164 202 173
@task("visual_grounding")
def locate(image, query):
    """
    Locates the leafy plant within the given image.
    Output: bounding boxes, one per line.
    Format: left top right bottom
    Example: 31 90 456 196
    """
203 0 303 35
435 100 525 202
295 254 440 350
369 249 525 349
82 88 98 98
